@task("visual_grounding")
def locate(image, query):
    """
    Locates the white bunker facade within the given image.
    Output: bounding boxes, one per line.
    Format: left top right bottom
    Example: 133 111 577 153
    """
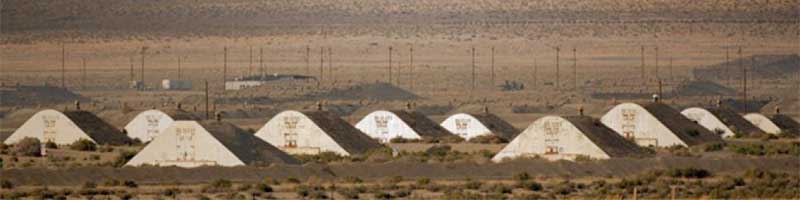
440 113 519 141
123 109 201 142
5 109 130 145
355 110 452 143
126 120 299 168
492 116 649 162
601 102 722 147
681 107 764 138
743 113 782 134
255 110 383 156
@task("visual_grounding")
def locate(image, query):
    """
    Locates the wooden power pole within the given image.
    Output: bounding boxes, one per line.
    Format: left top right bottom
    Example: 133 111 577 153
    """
62 43 66 88
556 47 560 89
410 46 414 90
573 47 578 89
389 46 393 85
472 47 476 90
491 46 495 89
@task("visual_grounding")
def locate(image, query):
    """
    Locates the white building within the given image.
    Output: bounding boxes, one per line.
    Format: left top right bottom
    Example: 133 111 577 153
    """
493 116 649 162
681 107 764 138
600 102 722 147
161 80 192 90
254 110 382 156
126 120 299 167
123 109 201 142
4 109 130 145
355 110 452 143
440 113 519 141
743 113 782 135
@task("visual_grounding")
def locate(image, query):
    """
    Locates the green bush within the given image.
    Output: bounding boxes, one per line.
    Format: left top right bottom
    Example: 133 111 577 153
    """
295 151 345 164
256 183 273 193
1 180 13 189
113 151 137 167
69 139 96 151
666 168 711 179
519 180 543 191
83 181 97 189
468 134 507 144
416 177 431 185
389 137 420 143
14 137 42 156
123 180 138 188
44 141 58 149
438 135 465 143
286 177 301 184
464 179 482 190
513 172 530 182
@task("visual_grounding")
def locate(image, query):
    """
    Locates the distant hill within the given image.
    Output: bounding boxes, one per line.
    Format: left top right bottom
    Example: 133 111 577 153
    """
694 54 800 80
0 85 89 106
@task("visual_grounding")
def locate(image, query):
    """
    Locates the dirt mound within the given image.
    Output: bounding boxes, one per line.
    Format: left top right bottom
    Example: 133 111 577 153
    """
0 85 89 106
694 54 800 80
305 83 419 102
673 80 737 96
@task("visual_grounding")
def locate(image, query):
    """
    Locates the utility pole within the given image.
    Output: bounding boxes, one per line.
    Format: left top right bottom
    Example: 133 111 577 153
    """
410 46 414 91
223 46 228 90
328 47 333 83
389 46 393 85
556 47 560 89
260 47 264 80
641 45 645 85
141 49 145 90
573 47 578 89
129 56 134 84
306 46 311 76
738 46 745 112
655 46 660 81
472 47 476 90
725 46 730 85
82 57 87 90
61 43 66 88
669 56 674 81
319 47 324 88
249 46 253 78
205 80 209 119
491 46 495 89
533 56 538 88
177 56 182 80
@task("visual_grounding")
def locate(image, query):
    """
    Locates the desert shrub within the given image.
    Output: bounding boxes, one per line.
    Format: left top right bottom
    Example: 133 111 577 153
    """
336 188 361 199
83 181 97 189
98 145 114 153
703 142 725 152
89 154 101 160
1 180 13 189
519 180 543 191
295 184 326 198
386 176 404 184
685 129 701 137
425 145 452 157
162 188 180 197
443 190 484 199
389 137 420 143
416 177 431 185
69 139 96 151
44 141 58 149
574 155 594 162
256 183 273 193
295 151 345 164
210 179 232 189
513 172 531 182
103 179 121 186
666 168 711 179
341 176 363 183
286 177 301 184
730 142 800 156
14 137 42 156
123 180 138 188
373 191 393 199
394 189 411 198
551 181 577 195
438 135 465 143
113 151 137 167
468 134 507 144
464 179 483 190
482 184 512 194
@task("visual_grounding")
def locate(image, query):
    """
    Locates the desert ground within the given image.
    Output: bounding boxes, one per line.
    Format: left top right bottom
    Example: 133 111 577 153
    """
1 0 800 199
